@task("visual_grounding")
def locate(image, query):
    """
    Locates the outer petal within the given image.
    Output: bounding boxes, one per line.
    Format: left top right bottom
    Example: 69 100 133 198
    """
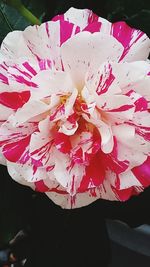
61 32 123 89
1 31 35 60
110 61 150 90
118 170 142 189
0 120 37 145
127 78 150 108
46 179 117 209
111 21 150 62
53 8 99 30
132 157 150 187
53 7 111 33
0 150 6 165
0 120 37 163
7 61 39 92
53 150 85 196
7 160 35 187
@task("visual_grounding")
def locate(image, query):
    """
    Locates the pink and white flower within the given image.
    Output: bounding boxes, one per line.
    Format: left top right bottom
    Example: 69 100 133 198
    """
0 7 150 208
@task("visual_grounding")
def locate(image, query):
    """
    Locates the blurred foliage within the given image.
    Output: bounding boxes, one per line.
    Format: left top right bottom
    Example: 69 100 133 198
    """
0 0 150 247
0 0 46 42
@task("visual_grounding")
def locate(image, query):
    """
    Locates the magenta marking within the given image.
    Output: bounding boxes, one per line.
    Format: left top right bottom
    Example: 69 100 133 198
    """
0 73 8 84
23 62 37 76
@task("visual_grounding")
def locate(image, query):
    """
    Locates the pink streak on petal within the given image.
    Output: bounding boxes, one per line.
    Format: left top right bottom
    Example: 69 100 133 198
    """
35 180 49 192
78 153 105 192
126 90 148 112
39 59 47 70
22 62 37 76
87 12 99 24
96 64 115 95
50 104 65 121
67 112 78 124
19 151 30 164
112 186 137 201
11 65 32 79
3 136 30 162
45 21 50 38
54 132 72 154
30 141 53 166
0 91 30 109
0 63 8 71
132 157 150 187
11 74 38 87
60 20 80 45
49 187 68 194
111 21 144 61
0 73 8 84
135 128 150 141
52 14 64 22
100 138 129 174
105 104 134 112
134 98 148 112
83 22 102 33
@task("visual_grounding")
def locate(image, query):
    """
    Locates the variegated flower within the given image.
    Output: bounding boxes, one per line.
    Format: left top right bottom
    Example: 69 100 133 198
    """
0 8 150 208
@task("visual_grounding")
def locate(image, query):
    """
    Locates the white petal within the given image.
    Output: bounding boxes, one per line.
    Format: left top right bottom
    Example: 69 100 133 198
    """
10 100 50 126
0 104 14 120
0 150 6 165
130 77 150 107
96 94 135 121
54 150 85 195
83 113 114 153
1 31 34 60
117 142 147 169
65 88 78 116
121 33 150 62
112 124 135 141
31 70 74 100
119 171 142 189
7 160 35 187
23 21 62 70
111 61 150 89
64 8 95 29
61 32 123 90
133 111 150 127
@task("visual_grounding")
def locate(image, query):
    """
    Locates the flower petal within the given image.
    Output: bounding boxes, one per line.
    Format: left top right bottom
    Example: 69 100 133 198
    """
31 70 74 100
111 21 150 62
53 8 99 29
9 100 50 126
61 31 123 89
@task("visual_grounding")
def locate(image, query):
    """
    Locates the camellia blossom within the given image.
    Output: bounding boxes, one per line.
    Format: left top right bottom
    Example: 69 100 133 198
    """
0 8 150 208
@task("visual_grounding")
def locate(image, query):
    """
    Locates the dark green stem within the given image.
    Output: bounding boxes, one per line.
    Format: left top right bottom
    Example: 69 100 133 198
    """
16 4 41 25
2 0 41 25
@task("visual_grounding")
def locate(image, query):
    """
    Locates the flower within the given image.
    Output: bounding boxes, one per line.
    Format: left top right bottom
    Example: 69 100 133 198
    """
0 8 150 209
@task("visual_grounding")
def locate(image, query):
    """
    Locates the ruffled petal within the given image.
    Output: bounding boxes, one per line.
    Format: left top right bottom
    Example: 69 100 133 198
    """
61 31 123 89
9 100 50 126
53 8 99 29
31 70 74 100
111 21 150 62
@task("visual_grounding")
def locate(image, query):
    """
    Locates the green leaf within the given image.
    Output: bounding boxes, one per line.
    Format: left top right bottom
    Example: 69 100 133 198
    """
0 0 46 44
